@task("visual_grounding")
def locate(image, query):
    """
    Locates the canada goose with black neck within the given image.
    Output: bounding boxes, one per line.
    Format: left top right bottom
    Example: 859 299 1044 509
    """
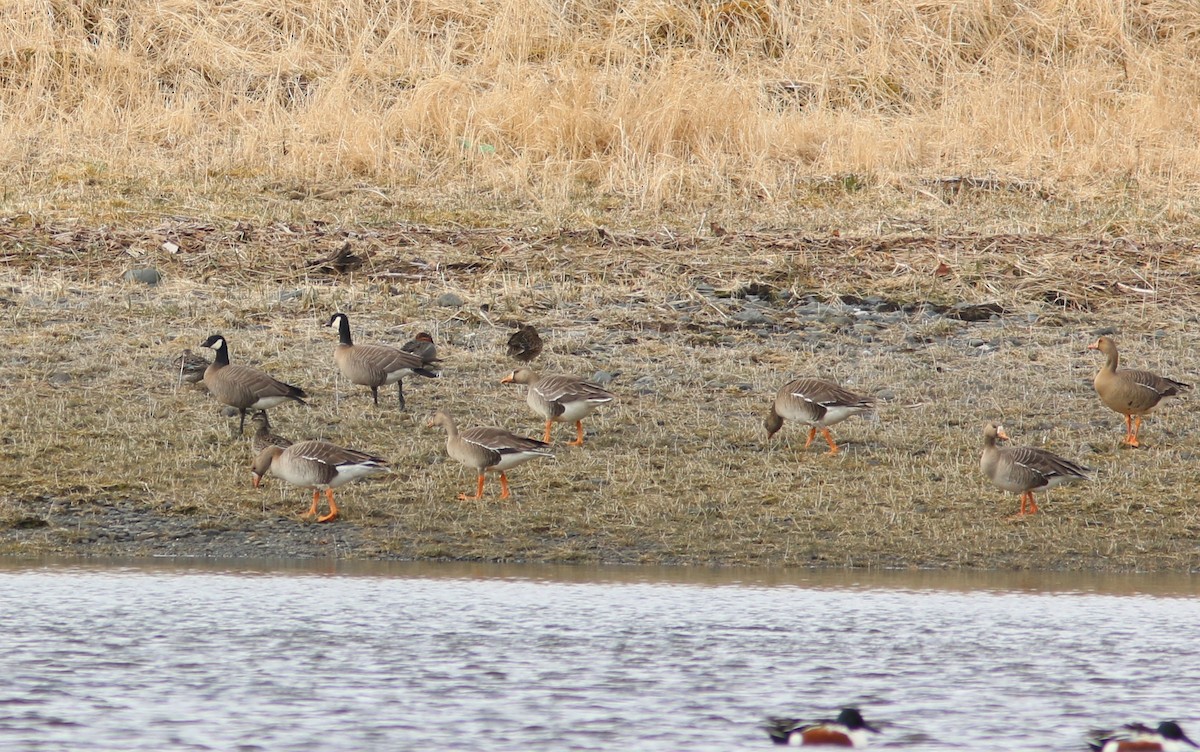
200 334 307 434
326 313 439 409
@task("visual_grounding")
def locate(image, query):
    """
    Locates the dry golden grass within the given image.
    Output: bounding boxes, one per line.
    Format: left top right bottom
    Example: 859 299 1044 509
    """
2 223 1200 569
3 0 1200 231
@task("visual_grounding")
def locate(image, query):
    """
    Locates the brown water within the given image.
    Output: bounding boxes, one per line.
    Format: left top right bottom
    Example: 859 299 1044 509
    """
0 559 1197 751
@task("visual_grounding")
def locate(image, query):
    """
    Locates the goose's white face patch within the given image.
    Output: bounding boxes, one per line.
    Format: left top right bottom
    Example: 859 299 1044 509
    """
204 337 225 350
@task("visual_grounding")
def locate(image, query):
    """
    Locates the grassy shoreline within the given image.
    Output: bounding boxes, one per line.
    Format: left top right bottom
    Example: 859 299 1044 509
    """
1 218 1199 571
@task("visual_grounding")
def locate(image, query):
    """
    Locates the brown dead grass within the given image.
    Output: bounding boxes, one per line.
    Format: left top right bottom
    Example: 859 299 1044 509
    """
3 1 1200 232
2 222 1200 569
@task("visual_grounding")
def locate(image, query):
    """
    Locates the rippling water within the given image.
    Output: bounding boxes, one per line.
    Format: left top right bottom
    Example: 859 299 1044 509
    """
0 560 1197 751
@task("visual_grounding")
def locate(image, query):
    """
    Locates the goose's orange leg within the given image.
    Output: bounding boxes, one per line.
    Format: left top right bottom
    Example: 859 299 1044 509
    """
317 488 339 523
459 474 486 501
1008 492 1031 520
803 427 817 449
1128 415 1143 447
499 472 511 499
304 490 320 518
543 420 554 443
1025 492 1039 515
821 427 840 455
566 420 585 447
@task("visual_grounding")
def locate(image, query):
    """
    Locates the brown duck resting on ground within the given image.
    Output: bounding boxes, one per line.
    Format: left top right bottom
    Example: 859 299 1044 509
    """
1089 335 1190 447
500 368 615 446
325 313 440 409
764 377 875 455
979 423 1091 518
200 334 308 434
250 411 292 455
172 348 210 385
506 323 543 363
426 409 554 500
251 440 390 523
400 331 440 367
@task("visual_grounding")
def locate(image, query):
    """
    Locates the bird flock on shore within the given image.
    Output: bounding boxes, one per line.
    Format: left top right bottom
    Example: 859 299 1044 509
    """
174 314 1190 523
763 707 1196 750
172 317 1191 748
176 313 614 522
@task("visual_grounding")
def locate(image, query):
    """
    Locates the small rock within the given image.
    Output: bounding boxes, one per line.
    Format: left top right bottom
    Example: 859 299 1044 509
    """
220 406 241 418
968 338 986 348
278 289 305 302
732 308 769 325
47 372 72 385
875 388 896 401
123 267 162 286
591 370 619 386
436 292 464 308
1092 325 1118 336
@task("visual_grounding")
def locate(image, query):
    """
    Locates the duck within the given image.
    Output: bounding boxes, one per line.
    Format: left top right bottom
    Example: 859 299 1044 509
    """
764 378 875 455
200 334 308 434
506 322 543 363
500 368 615 446
980 423 1090 517
1087 721 1199 752
325 313 440 409
1089 335 1190 447
426 409 553 500
401 331 440 366
764 708 880 747
249 411 292 455
251 440 390 523
172 348 210 385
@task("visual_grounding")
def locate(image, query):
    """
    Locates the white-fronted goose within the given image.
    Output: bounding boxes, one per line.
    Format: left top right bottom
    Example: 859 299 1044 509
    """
500 368 615 446
764 707 880 748
980 423 1090 517
1089 335 1190 447
326 313 439 409
173 348 210 384
250 411 292 455
401 331 440 366
426 409 553 500
251 440 390 522
506 323 543 363
200 334 308 433
764 378 874 455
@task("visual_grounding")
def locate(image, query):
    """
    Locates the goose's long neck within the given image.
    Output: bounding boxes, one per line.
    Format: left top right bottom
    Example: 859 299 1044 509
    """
213 341 231 366
1104 347 1119 373
336 316 354 346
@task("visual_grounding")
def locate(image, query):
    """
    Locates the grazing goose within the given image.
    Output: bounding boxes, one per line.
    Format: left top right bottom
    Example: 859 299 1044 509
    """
1089 335 1190 447
980 423 1090 517
500 368 615 446
764 708 880 748
426 409 553 500
172 348 210 384
1088 721 1199 752
326 313 439 409
764 378 875 455
200 334 308 434
250 411 292 455
251 440 390 523
401 331 440 366
506 322 543 363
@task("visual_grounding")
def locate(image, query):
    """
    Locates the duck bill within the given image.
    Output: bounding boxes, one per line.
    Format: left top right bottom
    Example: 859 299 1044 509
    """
1086 341 1100 350
500 375 514 384
251 473 262 489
